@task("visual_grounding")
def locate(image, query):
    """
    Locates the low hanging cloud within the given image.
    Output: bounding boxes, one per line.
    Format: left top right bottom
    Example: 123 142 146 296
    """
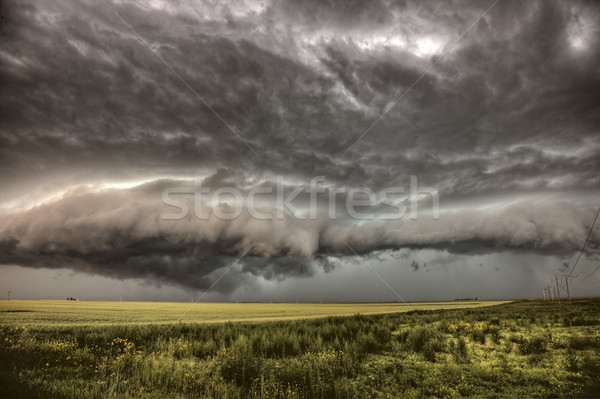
0 178 597 291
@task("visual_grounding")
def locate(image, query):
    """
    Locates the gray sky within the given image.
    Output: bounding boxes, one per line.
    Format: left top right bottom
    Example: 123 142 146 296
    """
0 0 599 301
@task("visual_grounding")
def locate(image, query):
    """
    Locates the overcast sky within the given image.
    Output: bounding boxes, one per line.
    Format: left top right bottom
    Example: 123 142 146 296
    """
1 0 599 301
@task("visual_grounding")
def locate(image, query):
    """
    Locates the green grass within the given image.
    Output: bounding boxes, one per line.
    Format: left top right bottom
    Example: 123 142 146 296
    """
1 299 599 398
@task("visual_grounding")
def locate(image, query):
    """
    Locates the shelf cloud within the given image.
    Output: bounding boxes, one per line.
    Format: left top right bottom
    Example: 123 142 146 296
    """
0 177 597 291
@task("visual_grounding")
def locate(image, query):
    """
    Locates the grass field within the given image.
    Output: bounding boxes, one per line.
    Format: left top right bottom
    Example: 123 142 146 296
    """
1 299 599 398
0 300 509 326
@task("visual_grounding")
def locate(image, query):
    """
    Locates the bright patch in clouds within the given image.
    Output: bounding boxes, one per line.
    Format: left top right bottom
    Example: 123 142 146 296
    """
414 38 442 57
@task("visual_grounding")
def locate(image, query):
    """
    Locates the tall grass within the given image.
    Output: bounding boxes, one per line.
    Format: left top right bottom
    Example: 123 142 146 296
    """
1 299 600 398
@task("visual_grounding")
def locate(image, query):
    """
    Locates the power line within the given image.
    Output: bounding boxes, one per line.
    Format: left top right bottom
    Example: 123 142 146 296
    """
581 278 600 285
580 263 600 283
567 206 600 277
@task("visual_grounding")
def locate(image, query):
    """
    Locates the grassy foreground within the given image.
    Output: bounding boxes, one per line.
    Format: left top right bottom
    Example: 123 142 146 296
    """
1 299 599 398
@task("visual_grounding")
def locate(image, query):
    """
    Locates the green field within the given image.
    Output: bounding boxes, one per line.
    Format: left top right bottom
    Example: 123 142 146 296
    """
1 299 599 398
0 300 509 326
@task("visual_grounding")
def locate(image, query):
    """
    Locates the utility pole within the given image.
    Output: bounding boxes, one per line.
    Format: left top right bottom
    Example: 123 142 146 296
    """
542 289 546 301
554 275 561 305
565 277 571 304
7 290 10 300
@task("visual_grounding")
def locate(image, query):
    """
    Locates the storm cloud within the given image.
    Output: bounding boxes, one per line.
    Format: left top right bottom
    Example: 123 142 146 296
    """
0 0 599 296
0 176 597 290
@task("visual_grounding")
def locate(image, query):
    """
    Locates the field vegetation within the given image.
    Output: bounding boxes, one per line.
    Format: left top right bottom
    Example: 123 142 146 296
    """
1 299 599 398
0 300 505 327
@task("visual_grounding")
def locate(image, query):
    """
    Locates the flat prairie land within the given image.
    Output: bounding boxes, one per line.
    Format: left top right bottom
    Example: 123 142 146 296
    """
1 299 599 398
0 299 509 326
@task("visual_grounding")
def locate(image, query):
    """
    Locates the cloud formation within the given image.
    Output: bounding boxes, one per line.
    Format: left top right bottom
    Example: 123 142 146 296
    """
0 177 597 290
1 0 599 293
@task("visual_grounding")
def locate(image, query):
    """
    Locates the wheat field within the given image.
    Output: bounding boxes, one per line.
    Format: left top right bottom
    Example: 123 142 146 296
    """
0 299 508 326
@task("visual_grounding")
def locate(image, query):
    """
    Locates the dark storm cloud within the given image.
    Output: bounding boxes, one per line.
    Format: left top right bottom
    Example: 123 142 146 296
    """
0 177 598 291
1 0 598 190
1 0 600 292
0 180 317 291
